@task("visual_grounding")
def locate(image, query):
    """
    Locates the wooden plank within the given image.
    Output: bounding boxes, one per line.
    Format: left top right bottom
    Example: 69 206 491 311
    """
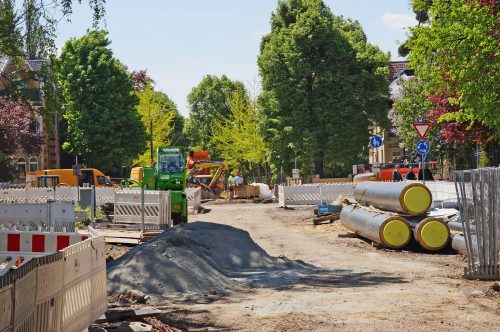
104 237 140 244
93 229 143 239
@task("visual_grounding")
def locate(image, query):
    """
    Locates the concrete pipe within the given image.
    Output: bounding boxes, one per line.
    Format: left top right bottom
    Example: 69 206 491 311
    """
340 205 411 249
407 217 450 251
354 181 432 216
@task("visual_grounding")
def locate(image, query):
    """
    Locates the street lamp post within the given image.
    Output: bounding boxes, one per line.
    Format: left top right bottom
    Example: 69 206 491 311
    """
149 108 178 165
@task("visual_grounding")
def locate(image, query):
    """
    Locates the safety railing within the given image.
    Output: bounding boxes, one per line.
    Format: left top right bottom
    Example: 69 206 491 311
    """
0 201 75 232
0 187 114 206
279 183 355 206
0 235 107 332
111 189 171 229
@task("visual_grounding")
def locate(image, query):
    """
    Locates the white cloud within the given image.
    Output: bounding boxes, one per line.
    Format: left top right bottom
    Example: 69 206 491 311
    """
381 13 417 31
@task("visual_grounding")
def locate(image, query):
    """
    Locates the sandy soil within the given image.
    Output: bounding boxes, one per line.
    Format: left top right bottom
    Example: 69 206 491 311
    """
153 203 500 332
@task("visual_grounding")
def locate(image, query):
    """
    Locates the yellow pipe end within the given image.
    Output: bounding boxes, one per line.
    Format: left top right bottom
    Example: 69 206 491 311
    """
403 186 432 215
420 219 450 251
382 219 411 248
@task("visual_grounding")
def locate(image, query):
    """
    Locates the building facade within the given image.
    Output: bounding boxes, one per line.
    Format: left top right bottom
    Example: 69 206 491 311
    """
368 61 412 165
0 57 60 183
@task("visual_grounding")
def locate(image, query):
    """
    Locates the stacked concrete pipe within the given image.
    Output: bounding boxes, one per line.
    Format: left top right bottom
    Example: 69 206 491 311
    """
341 182 450 251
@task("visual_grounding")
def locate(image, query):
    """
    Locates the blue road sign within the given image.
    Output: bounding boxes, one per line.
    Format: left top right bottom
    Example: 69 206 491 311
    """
416 140 431 154
370 135 383 149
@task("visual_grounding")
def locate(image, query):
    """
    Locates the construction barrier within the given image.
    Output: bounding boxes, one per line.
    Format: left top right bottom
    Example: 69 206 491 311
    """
0 230 88 265
0 235 107 332
455 167 500 280
279 183 355 206
186 187 202 213
0 201 75 232
0 187 114 206
113 189 171 228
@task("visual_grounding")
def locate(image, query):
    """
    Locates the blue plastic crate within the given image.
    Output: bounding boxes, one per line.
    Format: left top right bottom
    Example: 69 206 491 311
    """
317 204 342 215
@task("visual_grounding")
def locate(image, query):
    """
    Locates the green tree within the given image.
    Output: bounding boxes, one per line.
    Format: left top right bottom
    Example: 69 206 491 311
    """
0 0 105 58
258 0 389 177
134 84 184 166
389 79 434 149
56 30 146 174
184 75 247 153
407 0 500 138
212 90 267 172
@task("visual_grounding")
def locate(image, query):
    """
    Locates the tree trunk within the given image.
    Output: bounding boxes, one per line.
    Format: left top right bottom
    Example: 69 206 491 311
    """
314 157 324 178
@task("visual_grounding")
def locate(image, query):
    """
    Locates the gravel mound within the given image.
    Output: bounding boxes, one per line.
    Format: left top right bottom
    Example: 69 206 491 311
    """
107 222 314 302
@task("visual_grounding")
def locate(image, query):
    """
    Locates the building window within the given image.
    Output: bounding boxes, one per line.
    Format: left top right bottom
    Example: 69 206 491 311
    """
29 157 38 172
17 158 26 177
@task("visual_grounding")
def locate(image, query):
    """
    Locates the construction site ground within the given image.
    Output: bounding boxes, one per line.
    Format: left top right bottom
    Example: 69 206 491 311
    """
107 203 500 331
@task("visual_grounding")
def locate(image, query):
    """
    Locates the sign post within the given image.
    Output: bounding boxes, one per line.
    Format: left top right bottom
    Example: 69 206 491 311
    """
416 140 431 184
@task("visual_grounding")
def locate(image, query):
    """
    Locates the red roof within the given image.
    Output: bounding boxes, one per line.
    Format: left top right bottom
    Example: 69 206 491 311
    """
389 61 409 79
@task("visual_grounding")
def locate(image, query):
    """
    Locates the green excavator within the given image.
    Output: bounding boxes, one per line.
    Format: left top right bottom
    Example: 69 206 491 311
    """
122 146 188 225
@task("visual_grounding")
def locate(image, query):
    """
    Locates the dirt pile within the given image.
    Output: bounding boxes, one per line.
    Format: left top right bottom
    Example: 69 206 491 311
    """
107 222 314 302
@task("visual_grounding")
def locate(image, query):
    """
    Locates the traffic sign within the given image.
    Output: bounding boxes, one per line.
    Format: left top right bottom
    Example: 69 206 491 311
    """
416 140 431 154
370 135 383 149
413 123 432 140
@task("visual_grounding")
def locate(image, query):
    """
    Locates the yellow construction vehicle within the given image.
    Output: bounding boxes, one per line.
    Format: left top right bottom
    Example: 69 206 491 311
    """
186 161 229 198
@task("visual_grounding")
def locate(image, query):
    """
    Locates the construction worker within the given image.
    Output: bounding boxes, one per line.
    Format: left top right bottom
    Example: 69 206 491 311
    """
228 171 236 200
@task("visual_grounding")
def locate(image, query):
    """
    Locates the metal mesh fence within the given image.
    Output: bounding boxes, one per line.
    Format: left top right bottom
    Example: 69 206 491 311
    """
455 167 500 279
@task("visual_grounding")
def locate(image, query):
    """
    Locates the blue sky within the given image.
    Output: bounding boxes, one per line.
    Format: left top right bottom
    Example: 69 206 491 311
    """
55 1 416 116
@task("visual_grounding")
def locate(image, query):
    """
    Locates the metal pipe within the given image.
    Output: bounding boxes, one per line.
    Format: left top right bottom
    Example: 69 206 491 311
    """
340 205 411 249
354 181 432 215
450 234 467 255
141 186 145 232
447 221 473 233
407 217 450 251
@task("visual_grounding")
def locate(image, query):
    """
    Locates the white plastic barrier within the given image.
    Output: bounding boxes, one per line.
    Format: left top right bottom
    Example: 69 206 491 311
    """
280 183 355 206
0 187 115 206
0 201 75 232
0 236 107 332
186 187 202 213
113 189 171 227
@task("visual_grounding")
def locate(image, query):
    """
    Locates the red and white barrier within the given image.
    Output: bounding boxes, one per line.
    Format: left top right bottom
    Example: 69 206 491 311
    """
0 230 88 254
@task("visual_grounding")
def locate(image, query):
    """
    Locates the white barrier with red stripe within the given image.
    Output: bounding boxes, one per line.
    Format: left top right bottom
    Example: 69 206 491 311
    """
0 230 88 255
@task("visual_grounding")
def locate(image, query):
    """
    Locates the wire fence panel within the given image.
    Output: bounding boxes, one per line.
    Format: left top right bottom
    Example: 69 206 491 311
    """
455 167 500 280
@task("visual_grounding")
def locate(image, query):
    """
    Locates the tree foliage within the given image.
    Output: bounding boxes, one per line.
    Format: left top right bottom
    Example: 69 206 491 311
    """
211 90 267 170
134 83 184 166
56 30 146 174
407 0 500 138
0 0 105 58
0 96 41 180
258 0 390 177
184 75 247 153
